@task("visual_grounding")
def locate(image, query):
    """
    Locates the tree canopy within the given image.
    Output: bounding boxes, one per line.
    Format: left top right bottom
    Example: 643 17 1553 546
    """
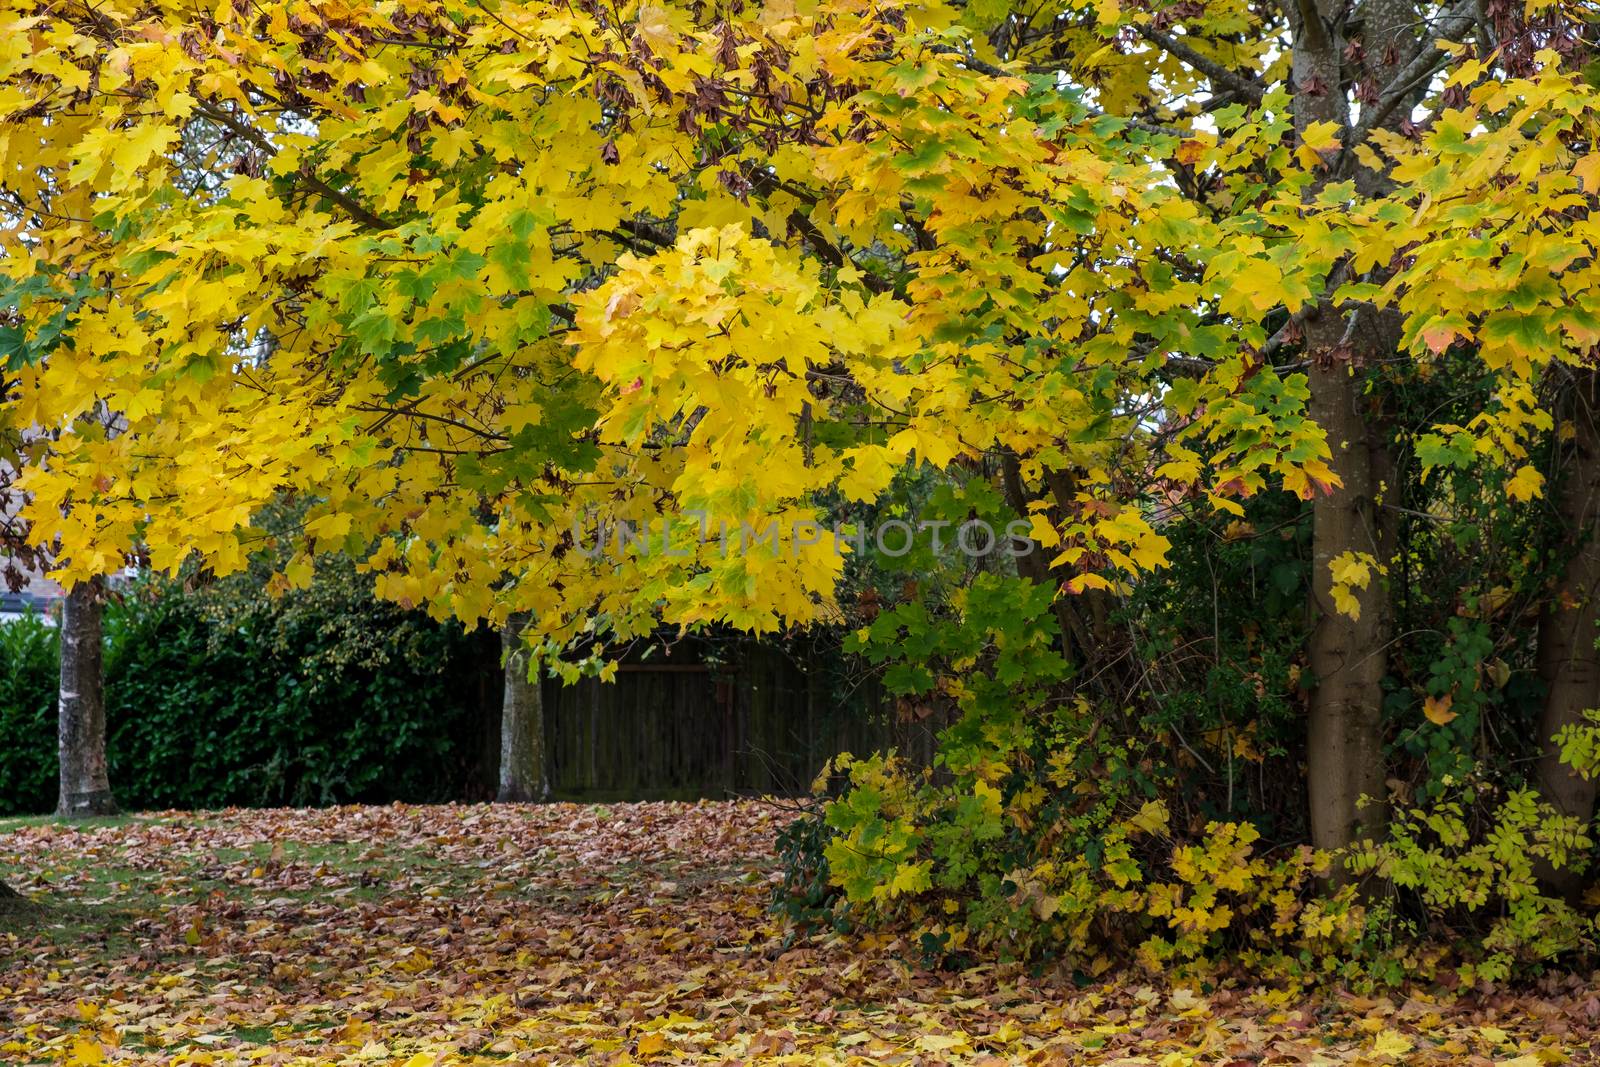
0 0 1402 635
2 0 1593 637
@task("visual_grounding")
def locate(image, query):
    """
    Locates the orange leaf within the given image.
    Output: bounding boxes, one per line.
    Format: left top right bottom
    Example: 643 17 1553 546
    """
1421 325 1457 354
1424 693 1457 726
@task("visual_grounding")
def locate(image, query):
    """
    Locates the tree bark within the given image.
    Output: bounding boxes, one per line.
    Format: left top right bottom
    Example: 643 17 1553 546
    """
1534 368 1600 894
998 452 1095 665
1294 1 1397 861
497 613 548 803
1305 361 1392 858
57 578 117 819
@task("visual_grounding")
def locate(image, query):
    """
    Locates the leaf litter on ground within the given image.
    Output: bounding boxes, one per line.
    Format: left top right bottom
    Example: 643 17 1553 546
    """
1 801 1597 1065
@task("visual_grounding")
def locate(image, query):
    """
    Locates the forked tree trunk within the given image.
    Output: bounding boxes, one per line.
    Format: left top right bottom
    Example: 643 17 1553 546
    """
497 614 548 803
1293 1 1398 864
57 578 117 819
1535 368 1600 894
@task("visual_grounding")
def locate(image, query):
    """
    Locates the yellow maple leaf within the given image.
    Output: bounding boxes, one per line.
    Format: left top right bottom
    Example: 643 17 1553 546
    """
1506 464 1544 502
1372 1029 1414 1058
837 445 897 502
109 122 177 186
1328 551 1384 621
68 1039 104 1067
1573 152 1600 193
1028 512 1061 549
916 1033 971 1052
632 5 680 53
888 860 932 895
1424 693 1458 726
887 424 959 468
1301 120 1343 152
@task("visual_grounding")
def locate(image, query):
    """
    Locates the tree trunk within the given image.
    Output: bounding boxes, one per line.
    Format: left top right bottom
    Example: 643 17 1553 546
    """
998 452 1095 665
497 614 548 803
1535 368 1600 894
57 578 117 819
1305 362 1392 859
1294 3 1396 862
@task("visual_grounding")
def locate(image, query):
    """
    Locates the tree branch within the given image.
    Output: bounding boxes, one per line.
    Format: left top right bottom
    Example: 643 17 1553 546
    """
1294 0 1332 53
194 102 397 231
1340 0 1478 156
1133 24 1265 105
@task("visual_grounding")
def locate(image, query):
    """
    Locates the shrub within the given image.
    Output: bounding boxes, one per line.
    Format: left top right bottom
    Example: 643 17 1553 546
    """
788 550 1600 985
0 563 495 815
0 612 60 813
811 744 1598 984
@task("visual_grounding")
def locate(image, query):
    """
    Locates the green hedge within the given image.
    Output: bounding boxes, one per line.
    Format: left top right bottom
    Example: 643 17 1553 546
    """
0 612 61 813
0 566 496 815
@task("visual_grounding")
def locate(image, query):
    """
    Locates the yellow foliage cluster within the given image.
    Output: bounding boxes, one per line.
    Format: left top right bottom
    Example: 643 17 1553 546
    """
821 746 1599 983
0 0 1350 645
3 0 1600 652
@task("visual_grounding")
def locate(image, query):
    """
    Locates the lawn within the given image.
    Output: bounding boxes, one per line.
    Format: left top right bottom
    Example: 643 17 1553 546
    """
1 802 1596 1065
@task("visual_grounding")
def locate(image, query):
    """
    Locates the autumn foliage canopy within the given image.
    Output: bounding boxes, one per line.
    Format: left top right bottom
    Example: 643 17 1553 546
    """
8 0 1600 978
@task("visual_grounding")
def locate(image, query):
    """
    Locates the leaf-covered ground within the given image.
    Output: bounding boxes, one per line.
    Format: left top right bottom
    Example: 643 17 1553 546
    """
1 802 1597 1065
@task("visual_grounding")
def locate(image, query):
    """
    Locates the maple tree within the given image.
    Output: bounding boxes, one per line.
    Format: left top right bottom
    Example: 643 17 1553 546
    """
8 0 1600 977
0 0 1343 634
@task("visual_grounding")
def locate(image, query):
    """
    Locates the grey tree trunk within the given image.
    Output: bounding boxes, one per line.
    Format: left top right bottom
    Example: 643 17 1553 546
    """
1305 361 1392 860
1535 368 1600 895
1292 0 1413 863
57 578 117 819
497 614 548 803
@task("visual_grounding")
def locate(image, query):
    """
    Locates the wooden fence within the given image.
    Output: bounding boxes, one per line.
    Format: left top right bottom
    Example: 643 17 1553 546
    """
518 640 937 801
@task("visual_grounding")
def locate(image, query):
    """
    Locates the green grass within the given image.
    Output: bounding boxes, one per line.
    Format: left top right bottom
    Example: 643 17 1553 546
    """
1 805 716 957
0 812 152 832
3 828 483 917
0 894 140 953
227 1026 277 1045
